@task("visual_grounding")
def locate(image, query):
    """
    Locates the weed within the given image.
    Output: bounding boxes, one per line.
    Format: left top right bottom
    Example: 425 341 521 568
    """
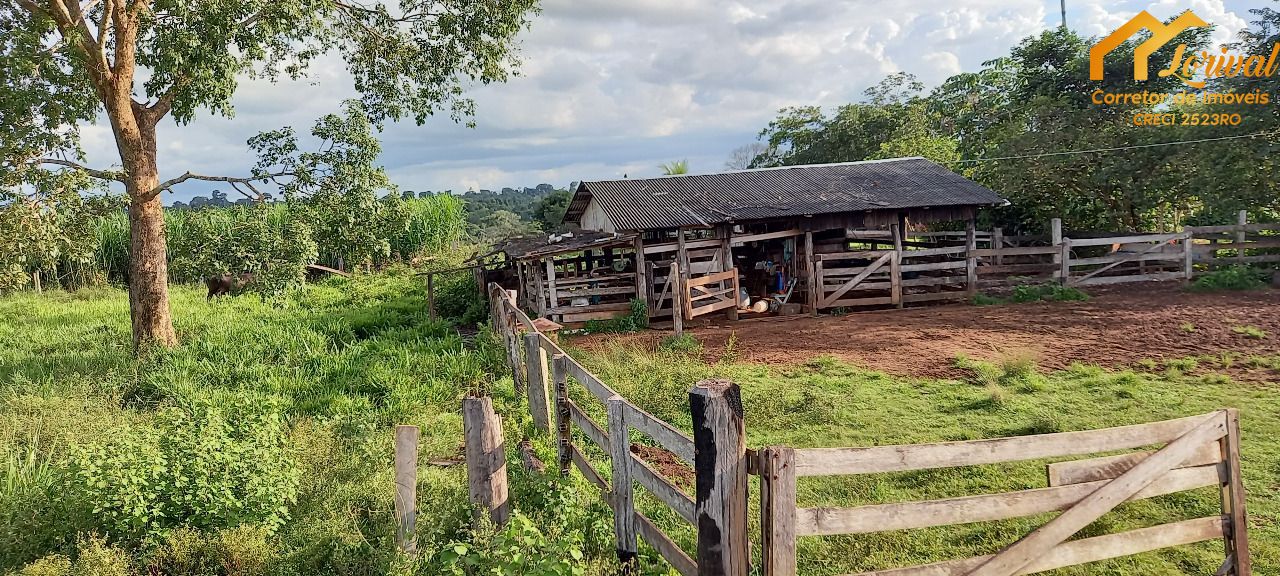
975 284 1088 306
1232 325 1268 339
971 293 1003 306
1165 358 1199 372
1180 322 1197 333
658 334 702 355
1191 266 1268 292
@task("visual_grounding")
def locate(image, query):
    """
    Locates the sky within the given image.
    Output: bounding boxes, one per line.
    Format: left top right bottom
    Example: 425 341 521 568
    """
77 0 1265 204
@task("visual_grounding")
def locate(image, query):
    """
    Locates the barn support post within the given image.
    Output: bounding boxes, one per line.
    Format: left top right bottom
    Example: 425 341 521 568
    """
965 217 978 298
545 257 559 312
670 262 685 336
394 424 419 554
1236 210 1248 266
804 230 818 316
897 212 909 245
890 224 904 309
690 379 749 576
524 332 552 433
463 396 510 527
533 259 548 318
676 228 691 286
720 225 739 321
634 235 649 311
759 446 797 576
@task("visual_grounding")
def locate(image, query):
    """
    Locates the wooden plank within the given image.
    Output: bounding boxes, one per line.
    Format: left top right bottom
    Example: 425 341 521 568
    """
760 447 798 576
1048 443 1221 486
845 516 1225 576
687 268 737 288
968 412 1228 576
730 228 803 246
560 310 630 323
796 464 1220 537
1073 271 1184 286
1186 223 1280 233
636 512 698 576
394 424 419 553
1068 252 1184 266
626 403 695 464
793 412 1219 477
545 258 559 309
644 238 721 255
631 454 697 524
1223 409 1252 575
555 286 637 297
825 296 895 308
899 260 967 273
902 276 967 288
548 302 634 315
902 246 968 258
1068 233 1182 247
568 398 609 451
689 298 736 318
971 246 1061 258
823 252 892 306
564 358 620 403
818 250 894 262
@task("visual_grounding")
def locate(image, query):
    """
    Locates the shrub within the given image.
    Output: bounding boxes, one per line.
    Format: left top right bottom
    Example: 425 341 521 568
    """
15 535 131 576
434 272 489 327
1010 283 1088 303
73 395 300 542
583 299 648 334
659 334 702 355
146 525 273 576
1191 266 1268 292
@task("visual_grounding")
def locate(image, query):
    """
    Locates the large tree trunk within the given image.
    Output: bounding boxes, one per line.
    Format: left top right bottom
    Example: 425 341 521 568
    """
114 102 178 348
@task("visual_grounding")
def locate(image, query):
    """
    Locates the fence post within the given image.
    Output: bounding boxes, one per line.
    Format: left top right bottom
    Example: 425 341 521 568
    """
524 333 552 433
760 446 797 576
394 425 420 554
1059 238 1072 286
1236 210 1248 266
992 227 1004 264
1183 228 1195 280
690 379 749 576
1222 408 1253 575
463 396 510 527
553 354 572 476
607 396 638 565
1051 218 1063 281
804 230 818 316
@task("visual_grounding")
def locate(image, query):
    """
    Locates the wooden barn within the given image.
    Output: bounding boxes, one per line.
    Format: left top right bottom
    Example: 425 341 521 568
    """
490 157 1007 327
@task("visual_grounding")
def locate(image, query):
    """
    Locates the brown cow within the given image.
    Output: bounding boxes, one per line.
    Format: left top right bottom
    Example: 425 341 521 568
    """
206 273 255 300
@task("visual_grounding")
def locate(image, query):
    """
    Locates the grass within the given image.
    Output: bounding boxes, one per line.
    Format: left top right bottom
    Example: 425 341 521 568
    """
1190 266 1270 292
0 269 581 575
973 283 1089 306
1232 325 1269 339
563 339 1280 576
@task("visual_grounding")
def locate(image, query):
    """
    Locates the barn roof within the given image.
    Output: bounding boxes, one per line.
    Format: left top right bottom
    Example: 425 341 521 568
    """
564 157 1005 232
492 229 637 260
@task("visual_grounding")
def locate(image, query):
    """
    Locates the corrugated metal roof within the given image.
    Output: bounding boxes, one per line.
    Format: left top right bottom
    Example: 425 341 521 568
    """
564 157 1006 231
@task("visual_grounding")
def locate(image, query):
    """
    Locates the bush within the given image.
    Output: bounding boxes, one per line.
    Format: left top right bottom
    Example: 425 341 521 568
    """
434 272 489 326
583 299 648 334
146 525 274 576
1191 266 1268 292
1010 283 1089 303
15 535 131 576
73 395 300 542
659 333 702 355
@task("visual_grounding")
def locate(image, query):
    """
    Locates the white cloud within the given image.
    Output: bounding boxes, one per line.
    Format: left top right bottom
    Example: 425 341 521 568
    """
74 0 1250 202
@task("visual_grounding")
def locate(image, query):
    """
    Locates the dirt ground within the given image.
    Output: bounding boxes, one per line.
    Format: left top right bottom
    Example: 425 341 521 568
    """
575 283 1280 381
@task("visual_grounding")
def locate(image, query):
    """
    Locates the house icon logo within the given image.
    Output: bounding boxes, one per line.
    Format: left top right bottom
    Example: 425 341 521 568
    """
1089 10 1207 82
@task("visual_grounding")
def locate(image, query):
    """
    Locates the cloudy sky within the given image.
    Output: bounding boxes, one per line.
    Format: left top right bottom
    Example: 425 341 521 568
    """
81 0 1261 203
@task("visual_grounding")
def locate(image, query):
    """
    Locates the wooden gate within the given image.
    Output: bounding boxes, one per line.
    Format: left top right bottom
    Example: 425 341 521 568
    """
816 250 896 308
758 410 1251 576
684 268 740 319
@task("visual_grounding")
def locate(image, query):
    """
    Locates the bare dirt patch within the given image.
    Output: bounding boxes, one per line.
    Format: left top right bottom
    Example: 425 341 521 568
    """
575 283 1280 380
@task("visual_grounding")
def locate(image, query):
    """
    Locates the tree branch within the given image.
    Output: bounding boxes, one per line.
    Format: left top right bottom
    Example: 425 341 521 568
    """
145 171 292 201
34 157 125 181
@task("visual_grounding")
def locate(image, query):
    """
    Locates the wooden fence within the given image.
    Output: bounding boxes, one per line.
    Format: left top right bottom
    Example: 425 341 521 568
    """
487 285 1254 576
758 410 1251 576
818 213 1278 309
490 284 748 575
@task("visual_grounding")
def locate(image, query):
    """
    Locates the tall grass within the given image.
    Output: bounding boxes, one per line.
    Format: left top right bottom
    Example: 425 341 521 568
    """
88 195 466 286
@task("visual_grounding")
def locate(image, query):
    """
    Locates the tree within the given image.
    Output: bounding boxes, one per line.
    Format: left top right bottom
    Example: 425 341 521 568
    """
1 0 538 347
532 189 571 231
659 159 689 175
724 143 768 170
479 210 539 242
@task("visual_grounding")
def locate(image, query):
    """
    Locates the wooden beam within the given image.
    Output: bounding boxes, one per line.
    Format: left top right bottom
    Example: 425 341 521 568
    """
760 447 798 576
545 258 559 311
394 424 419 554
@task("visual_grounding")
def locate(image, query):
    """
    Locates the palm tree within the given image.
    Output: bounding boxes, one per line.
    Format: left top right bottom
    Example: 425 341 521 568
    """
659 159 689 175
